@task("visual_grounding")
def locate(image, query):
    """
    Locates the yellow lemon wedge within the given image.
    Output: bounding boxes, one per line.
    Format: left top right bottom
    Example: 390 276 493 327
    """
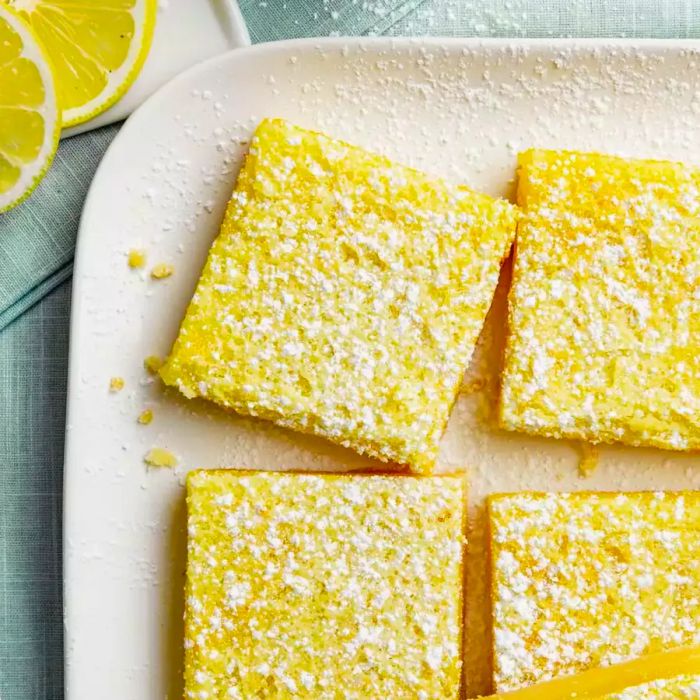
0 3 59 212
6 0 157 127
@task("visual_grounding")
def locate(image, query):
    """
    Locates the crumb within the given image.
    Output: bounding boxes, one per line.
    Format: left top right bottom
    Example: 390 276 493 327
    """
109 376 125 392
138 409 153 425
143 355 164 374
577 442 600 478
144 448 177 467
128 249 146 269
151 263 174 280
461 376 486 395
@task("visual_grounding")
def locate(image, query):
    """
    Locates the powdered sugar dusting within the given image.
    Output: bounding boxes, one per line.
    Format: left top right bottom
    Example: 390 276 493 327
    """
489 491 700 691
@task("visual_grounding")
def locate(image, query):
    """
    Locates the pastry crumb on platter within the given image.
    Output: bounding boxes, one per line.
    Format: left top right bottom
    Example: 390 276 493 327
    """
143 447 177 467
137 409 153 425
577 442 600 478
109 376 125 392
128 249 146 269
150 263 174 280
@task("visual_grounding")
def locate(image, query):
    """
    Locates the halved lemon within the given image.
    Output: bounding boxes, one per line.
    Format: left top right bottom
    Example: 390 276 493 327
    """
6 0 157 127
0 3 59 212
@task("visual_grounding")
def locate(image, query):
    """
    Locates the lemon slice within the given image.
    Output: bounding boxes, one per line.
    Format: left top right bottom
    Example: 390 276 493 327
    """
7 0 157 127
0 4 59 212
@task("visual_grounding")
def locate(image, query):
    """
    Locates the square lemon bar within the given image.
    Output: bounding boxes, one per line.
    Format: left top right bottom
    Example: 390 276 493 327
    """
184 469 466 699
488 491 700 692
160 119 517 472
500 149 700 451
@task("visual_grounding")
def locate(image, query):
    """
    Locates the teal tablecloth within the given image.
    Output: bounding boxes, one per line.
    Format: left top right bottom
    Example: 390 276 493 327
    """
2 2 700 698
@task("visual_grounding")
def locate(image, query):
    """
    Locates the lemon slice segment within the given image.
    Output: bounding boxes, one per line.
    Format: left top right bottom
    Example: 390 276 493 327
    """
0 3 59 212
7 0 157 127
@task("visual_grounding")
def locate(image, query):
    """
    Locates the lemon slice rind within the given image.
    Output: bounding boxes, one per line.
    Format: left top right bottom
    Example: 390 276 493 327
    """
9 0 158 128
61 0 157 127
0 4 59 213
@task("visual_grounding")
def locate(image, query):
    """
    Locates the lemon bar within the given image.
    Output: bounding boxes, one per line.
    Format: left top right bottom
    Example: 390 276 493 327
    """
488 491 700 692
500 149 700 451
480 646 700 699
160 119 517 472
185 469 466 699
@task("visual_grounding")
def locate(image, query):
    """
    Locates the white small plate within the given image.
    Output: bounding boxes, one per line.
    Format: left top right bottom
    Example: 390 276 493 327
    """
65 38 700 699
63 0 250 137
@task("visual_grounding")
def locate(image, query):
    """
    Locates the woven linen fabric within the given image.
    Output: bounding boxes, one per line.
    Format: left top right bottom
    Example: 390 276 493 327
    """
0 283 69 700
0 125 118 332
3 2 700 699
240 0 700 39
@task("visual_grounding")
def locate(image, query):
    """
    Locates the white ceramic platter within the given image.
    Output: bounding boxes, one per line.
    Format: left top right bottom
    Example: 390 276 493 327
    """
65 38 700 699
